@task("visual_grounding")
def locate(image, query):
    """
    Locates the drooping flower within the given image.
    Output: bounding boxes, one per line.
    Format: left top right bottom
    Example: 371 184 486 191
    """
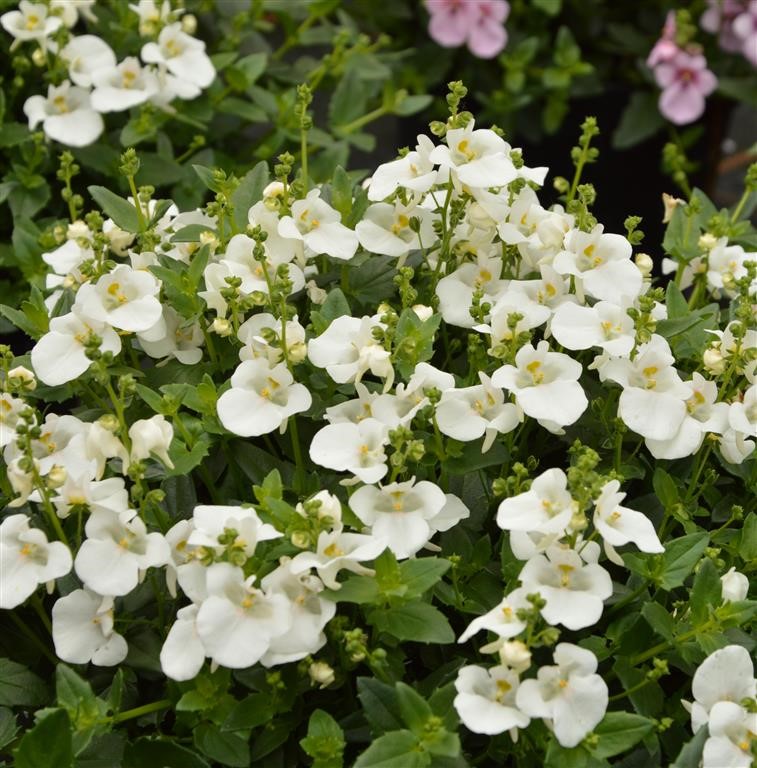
454 665 530 736
129 414 175 469
24 81 104 148
160 604 206 681
188 504 282 559
654 50 718 125
720 567 749 603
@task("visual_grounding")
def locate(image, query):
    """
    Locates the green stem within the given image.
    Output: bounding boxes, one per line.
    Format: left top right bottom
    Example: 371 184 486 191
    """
31 594 52 634
127 175 147 232
630 619 716 666
730 186 751 223
112 698 172 724
300 126 308 194
684 442 713 506
105 378 132 454
609 677 654 702
289 417 305 494
337 105 389 136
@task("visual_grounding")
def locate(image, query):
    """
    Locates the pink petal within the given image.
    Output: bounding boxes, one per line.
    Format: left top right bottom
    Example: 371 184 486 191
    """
428 1 476 47
467 17 507 58
659 82 706 125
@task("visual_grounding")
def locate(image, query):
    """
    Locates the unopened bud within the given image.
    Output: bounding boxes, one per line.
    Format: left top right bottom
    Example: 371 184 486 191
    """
7 366 37 392
287 341 307 364
698 233 718 251
703 347 726 375
306 280 327 305
263 181 285 199
662 193 684 223
97 414 120 432
291 530 310 549
498 640 532 672
412 304 433 322
720 567 748 603
31 47 46 67
634 253 654 277
47 465 67 489
181 13 197 34
211 317 232 337
308 661 335 688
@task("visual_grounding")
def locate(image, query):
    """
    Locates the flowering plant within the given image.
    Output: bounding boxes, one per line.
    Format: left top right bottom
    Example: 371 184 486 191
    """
0 79 755 767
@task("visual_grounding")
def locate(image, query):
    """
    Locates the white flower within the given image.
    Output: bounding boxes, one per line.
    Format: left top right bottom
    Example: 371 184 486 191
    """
24 81 104 147
429 119 517 189
141 23 215 90
703 701 756 768
238 314 307 367
0 514 72 609
220 233 304 297
592 479 663 554
60 36 117 89
553 226 643 303
550 301 635 357
129 0 173 36
195 563 291 669
348 478 457 559
129 414 174 468
518 545 612 630
496 468 574 535
52 590 128 666
706 239 753 297
689 645 756 733
454 665 530 736
721 384 757 463
31 311 122 387
436 372 521 452
1 1 62 42
458 588 529 643
139 306 204 365
367 134 438 201
75 508 171 596
516 643 608 748
160 604 205 681
91 57 160 112
50 0 97 27
478 291 551 347
52 472 128 519
0 394 25 447
356 202 435 261
308 315 392 388
74 264 163 333
720 567 749 603
309 418 389 484
188 504 282 558
290 527 384 589
492 341 588 432
217 359 312 437
279 190 359 261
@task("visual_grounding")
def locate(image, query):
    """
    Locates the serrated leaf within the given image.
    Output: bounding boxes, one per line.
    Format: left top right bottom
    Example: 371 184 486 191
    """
369 601 455 644
323 576 381 604
641 602 675 641
396 683 432 735
659 533 709 590
193 724 249 768
223 693 272 731
400 558 451 599
300 709 345 768
0 659 48 707
15 709 73 768
357 678 403 735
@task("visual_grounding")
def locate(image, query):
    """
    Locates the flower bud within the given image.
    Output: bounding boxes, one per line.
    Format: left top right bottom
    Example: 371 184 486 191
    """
698 233 718 251
703 347 726 375
412 304 433 322
46 465 67 489
66 220 91 242
291 530 310 549
98 414 120 432
103 220 135 256
31 47 46 67
129 415 174 469
308 661 335 688
199 231 218 251
313 490 342 525
7 366 37 391
211 317 232 337
7 457 36 507
662 193 684 223
634 252 654 277
287 340 307 365
181 13 197 34
720 567 748 603
263 181 285 199
306 280 327 305
498 640 532 673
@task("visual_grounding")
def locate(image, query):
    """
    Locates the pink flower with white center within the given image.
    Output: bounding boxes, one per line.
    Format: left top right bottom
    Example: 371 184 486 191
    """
647 11 679 68
426 0 510 59
654 50 718 125
733 1 757 65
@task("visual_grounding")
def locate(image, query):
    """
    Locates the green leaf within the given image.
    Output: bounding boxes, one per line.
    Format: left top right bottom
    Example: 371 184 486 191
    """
311 288 352 334
665 282 689 319
231 161 269 232
393 309 441 378
658 533 709 590
0 658 48 707
331 166 353 221
300 709 345 768
370 601 455 644
739 512 757 561
166 435 212 477
394 95 433 116
87 186 140 233
354 730 428 768
323 575 381 604
544 739 591 768
652 467 678 508
532 0 561 14
15 709 73 768
123 738 210 768
396 683 433 735
357 678 404 735
717 76 757 107
170 223 217 243
330 69 368 127
690 558 722 624
223 693 272 731
0 706 19 750
641 602 675 641
193 724 249 768
192 164 219 192
592 712 655 758
400 558 451 599
670 726 708 768
612 92 666 149
444 440 508 475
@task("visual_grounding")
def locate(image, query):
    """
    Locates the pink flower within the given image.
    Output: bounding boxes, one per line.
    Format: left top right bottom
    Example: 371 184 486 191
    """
701 0 747 53
647 11 679 68
732 0 757 66
426 0 510 59
655 50 718 125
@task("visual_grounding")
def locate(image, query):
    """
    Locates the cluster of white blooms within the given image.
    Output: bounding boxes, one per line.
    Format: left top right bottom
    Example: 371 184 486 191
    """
1 0 215 147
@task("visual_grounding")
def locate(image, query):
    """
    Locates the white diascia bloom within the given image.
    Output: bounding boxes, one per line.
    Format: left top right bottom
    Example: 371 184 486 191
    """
60 36 117 89
592 479 663 554
309 418 389 484
348 479 466 559
279 189 359 261
141 22 215 91
496 468 574 535
516 643 608 748
367 134 438 201
308 315 392 388
51 472 129 520
5 413 89 476
454 665 530 736
688 644 756 733
356 202 435 262
75 508 171 596
238 313 307 367
290 526 385 589
129 414 174 468
720 383 757 464
195 562 291 669
52 589 128 666
429 119 517 189
550 300 635 357
31 311 122 386
492 341 588 432
160 604 205 681
646 372 729 460
217 359 312 437
24 81 104 147
91 57 160 112
458 587 530 643
706 238 754 297
0 514 72 609
1 1 62 43
0 393 25 447
50 0 97 27
477 291 552 350
703 701 756 768
601 334 691 442
139 305 204 364
436 372 521 452
74 264 163 333
518 545 612 630
436 253 508 328
259 559 337 666
553 225 643 303
188 504 282 558
720 567 749 603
